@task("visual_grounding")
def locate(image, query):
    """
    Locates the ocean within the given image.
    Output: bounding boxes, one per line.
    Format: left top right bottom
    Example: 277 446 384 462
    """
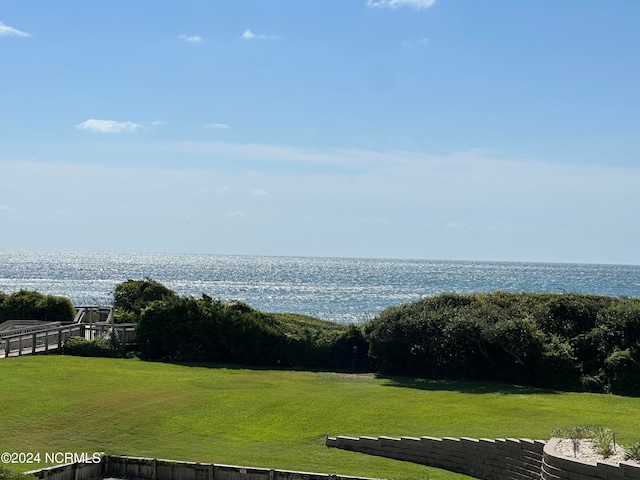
1 250 639 324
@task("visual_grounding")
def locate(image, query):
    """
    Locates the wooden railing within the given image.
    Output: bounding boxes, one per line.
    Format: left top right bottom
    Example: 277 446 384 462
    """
1 322 136 359
0 321 62 338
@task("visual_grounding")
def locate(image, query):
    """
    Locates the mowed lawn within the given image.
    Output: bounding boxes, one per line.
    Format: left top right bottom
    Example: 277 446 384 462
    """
2 357 640 480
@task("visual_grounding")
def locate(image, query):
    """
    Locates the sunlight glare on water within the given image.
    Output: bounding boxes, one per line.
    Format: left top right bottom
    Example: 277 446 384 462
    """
1 251 639 324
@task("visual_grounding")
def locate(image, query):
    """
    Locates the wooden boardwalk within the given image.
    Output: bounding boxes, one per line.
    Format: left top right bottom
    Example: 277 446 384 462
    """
0 307 136 359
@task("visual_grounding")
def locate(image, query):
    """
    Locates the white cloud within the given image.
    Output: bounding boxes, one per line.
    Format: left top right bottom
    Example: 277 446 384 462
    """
251 189 268 196
367 0 436 9
216 186 231 194
178 34 203 43
166 140 417 169
403 36 429 47
0 204 16 213
226 211 246 218
0 22 31 37
76 119 142 133
242 29 279 40
204 123 230 129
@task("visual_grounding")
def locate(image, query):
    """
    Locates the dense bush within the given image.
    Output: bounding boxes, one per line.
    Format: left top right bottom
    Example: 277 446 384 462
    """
112 277 178 323
117 279 371 371
63 333 122 358
366 292 640 395
0 290 75 323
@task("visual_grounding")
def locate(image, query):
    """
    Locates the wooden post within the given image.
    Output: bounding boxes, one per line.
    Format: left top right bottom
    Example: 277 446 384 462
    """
58 328 63 351
18 334 23 356
32 332 37 354
4 338 9 358
44 331 49 353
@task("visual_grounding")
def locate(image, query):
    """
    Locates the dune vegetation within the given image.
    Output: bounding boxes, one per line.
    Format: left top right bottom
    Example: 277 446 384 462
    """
105 280 640 395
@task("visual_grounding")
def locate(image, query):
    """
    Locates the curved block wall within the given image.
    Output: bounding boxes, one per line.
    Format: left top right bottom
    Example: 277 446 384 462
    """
326 435 544 479
327 435 640 480
542 438 640 480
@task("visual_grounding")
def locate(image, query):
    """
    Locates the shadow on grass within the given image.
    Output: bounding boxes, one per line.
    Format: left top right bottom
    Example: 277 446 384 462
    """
377 374 560 395
163 359 374 375
162 359 557 395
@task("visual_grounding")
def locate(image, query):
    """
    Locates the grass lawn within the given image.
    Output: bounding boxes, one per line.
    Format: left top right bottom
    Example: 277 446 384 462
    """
2 356 640 480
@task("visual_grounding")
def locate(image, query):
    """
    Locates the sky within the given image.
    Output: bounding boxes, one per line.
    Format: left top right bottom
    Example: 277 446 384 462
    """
1 1 640 265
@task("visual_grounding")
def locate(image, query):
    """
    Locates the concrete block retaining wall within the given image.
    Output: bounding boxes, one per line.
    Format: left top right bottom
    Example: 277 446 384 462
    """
327 435 640 480
26 454 379 480
326 435 545 479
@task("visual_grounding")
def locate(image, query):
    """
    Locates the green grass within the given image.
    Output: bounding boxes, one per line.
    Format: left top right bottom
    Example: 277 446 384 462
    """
2 357 640 480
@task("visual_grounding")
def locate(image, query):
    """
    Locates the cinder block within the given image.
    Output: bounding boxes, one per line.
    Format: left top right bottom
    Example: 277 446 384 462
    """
495 438 507 450
441 437 463 452
506 438 524 449
620 461 640 480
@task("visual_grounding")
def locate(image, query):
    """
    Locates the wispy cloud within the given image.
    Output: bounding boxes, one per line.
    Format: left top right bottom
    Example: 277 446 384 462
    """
226 211 246 218
0 204 17 213
445 222 470 229
0 21 31 37
242 29 279 40
178 34 203 43
367 0 436 9
166 140 442 171
403 36 429 48
251 189 268 196
216 186 231 194
204 123 231 129
76 119 142 133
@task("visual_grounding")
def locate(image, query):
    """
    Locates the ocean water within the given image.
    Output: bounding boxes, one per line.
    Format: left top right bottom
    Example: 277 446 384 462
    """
1 250 639 324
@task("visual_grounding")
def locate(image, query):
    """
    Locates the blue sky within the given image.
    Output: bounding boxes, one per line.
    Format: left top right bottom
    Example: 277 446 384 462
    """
1 1 639 264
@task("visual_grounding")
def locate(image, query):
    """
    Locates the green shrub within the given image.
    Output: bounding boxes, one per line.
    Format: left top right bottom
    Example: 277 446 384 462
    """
592 427 615 457
551 425 595 440
63 335 120 358
366 292 640 394
604 348 640 396
625 442 640 461
126 283 361 370
0 290 75 323
537 295 612 339
541 337 581 390
580 373 606 393
0 466 37 480
112 278 177 323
